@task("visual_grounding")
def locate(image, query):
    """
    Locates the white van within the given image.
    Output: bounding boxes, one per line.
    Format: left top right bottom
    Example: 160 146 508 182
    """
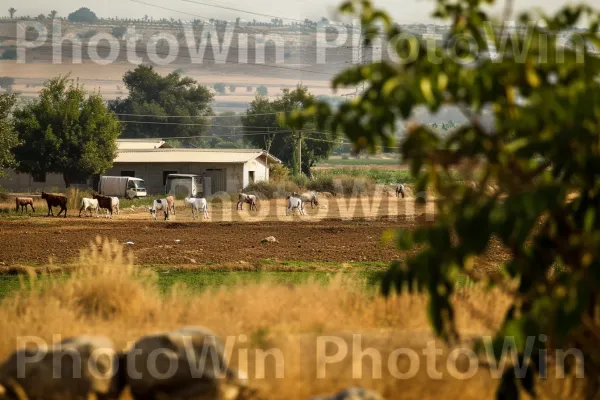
165 174 204 198
99 176 147 199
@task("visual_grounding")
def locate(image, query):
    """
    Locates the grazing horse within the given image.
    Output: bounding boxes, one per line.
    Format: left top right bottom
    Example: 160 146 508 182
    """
15 197 35 214
166 196 176 215
149 199 170 221
396 184 405 199
41 192 67 218
237 193 258 211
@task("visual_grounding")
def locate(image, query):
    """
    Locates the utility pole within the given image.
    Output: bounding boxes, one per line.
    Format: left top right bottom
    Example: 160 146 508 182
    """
298 131 302 176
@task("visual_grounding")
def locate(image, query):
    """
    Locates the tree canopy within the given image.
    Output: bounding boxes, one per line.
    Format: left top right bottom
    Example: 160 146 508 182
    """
0 93 19 178
67 7 98 23
287 0 600 396
244 85 337 176
109 65 214 142
13 75 120 186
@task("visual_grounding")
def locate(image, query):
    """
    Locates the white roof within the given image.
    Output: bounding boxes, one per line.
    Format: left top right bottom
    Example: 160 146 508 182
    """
114 148 281 164
116 138 168 150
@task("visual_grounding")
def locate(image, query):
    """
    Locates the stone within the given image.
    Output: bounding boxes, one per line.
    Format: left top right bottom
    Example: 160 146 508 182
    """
0 335 123 400
125 326 246 400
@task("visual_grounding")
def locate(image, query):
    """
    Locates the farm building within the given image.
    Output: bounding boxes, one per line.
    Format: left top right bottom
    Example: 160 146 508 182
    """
0 139 281 194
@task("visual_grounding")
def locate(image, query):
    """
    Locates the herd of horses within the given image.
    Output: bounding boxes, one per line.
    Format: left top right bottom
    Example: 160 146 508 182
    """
14 184 407 220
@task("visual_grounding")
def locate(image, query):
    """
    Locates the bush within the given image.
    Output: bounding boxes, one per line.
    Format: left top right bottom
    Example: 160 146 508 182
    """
111 26 127 39
245 181 299 199
290 175 309 188
256 85 268 96
213 82 226 94
0 48 17 60
0 186 8 202
306 175 335 193
66 186 95 212
268 163 290 183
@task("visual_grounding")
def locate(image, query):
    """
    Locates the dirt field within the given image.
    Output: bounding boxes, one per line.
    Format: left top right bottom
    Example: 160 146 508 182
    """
0 207 510 271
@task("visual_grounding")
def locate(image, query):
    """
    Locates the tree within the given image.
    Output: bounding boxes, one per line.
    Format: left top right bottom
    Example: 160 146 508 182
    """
0 48 17 60
109 65 213 141
256 85 268 96
213 82 226 94
0 77 15 93
49 10 57 19
244 86 337 176
67 7 98 24
13 75 120 186
0 93 20 177
111 26 127 39
287 0 600 396
8 8 15 19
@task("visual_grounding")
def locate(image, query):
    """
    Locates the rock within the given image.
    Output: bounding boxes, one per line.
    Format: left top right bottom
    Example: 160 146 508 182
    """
309 387 385 400
125 326 246 400
0 336 123 400
261 236 278 244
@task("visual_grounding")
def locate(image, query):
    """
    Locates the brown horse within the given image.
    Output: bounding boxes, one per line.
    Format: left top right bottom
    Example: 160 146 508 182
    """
41 192 67 218
15 197 35 214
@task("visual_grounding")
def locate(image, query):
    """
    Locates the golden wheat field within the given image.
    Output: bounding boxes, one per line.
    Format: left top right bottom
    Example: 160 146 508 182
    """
0 238 587 400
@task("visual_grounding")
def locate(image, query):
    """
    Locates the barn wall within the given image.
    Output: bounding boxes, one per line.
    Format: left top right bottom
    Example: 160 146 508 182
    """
243 157 269 188
0 170 67 193
103 162 246 194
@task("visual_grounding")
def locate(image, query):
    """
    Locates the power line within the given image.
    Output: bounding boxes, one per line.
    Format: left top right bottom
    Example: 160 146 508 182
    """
114 111 284 118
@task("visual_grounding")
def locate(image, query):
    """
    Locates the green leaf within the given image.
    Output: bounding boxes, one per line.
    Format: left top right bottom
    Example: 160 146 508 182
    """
420 77 435 105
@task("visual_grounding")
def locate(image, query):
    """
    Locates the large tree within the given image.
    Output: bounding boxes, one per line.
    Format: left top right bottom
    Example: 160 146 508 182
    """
67 7 98 23
13 75 120 186
288 0 600 397
243 85 337 176
0 93 20 178
109 65 214 142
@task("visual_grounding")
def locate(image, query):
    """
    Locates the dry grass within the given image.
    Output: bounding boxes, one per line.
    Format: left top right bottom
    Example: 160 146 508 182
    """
0 238 584 399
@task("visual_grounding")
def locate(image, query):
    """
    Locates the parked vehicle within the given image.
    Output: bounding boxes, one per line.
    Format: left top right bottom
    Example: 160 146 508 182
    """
165 174 207 198
98 176 147 199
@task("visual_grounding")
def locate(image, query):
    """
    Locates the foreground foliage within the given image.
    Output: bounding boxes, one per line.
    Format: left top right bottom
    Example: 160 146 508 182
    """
287 0 600 396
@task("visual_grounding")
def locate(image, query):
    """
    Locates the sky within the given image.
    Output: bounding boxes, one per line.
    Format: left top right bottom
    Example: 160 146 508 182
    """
5 0 579 24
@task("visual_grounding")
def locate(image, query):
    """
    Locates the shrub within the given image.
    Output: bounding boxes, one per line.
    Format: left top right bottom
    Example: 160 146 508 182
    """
0 48 17 60
306 175 335 193
245 181 298 199
0 186 8 202
268 163 290 183
111 26 127 39
213 82 226 94
66 186 95 212
256 85 268 96
290 175 309 188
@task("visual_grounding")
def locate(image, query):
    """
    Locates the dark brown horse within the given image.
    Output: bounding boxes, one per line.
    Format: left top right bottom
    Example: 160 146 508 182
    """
41 192 67 218
15 197 35 214
92 194 114 218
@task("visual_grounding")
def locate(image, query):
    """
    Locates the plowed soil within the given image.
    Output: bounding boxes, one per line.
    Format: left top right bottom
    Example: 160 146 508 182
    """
0 213 510 270
0 216 418 267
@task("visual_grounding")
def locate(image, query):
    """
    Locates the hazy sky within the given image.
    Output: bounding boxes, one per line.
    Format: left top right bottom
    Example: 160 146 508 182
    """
6 0 581 24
